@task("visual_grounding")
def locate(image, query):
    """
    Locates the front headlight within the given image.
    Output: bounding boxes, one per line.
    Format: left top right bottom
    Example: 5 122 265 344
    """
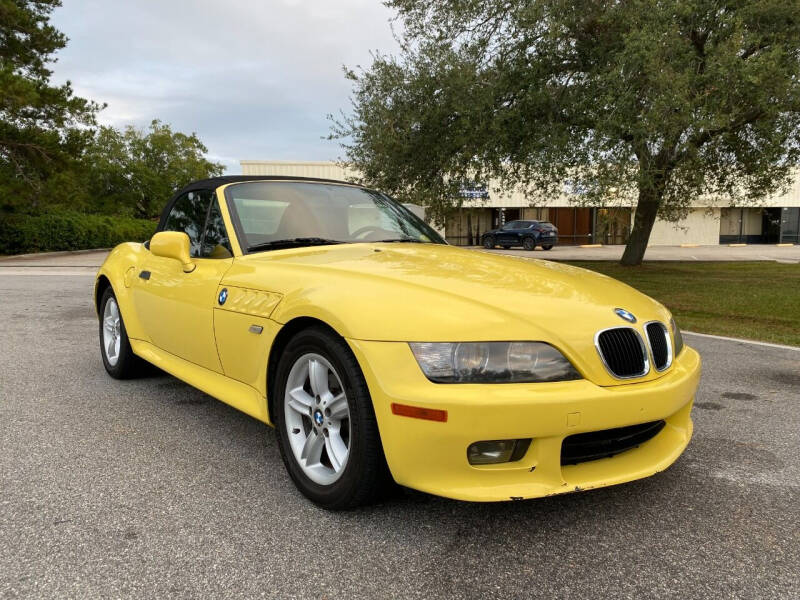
409 342 581 383
670 317 685 356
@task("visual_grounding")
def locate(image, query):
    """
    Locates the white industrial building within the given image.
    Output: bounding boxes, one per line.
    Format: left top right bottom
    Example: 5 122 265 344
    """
241 160 800 246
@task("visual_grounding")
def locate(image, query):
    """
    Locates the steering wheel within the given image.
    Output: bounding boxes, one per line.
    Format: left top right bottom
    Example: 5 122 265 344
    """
350 225 390 240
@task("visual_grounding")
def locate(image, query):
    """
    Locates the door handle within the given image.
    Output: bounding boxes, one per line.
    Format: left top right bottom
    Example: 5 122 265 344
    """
139 270 151 280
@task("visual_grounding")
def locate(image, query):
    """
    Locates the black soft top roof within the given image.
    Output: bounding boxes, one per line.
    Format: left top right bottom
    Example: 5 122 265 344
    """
174 175 359 197
158 175 366 232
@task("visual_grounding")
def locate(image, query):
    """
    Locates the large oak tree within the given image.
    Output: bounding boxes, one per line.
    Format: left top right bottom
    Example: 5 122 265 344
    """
333 0 800 264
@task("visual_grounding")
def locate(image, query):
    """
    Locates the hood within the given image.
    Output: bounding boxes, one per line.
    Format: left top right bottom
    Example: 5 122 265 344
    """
222 243 672 385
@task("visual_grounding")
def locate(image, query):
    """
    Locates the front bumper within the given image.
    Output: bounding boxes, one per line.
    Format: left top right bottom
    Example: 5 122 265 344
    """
348 340 701 502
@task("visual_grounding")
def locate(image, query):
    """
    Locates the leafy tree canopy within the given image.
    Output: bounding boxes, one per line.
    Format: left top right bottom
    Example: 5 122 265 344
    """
0 0 101 204
84 120 224 219
1 2 222 219
333 0 800 264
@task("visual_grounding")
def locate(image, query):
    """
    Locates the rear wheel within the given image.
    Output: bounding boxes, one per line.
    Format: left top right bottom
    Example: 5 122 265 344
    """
274 326 390 509
99 287 145 379
523 237 536 251
542 244 554 250
483 235 495 249
502 245 511 250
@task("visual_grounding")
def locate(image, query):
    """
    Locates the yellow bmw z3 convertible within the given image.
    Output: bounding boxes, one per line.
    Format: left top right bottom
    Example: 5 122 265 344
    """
95 176 701 508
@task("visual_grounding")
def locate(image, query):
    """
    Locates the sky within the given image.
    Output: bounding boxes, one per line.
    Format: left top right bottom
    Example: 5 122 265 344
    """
49 0 400 173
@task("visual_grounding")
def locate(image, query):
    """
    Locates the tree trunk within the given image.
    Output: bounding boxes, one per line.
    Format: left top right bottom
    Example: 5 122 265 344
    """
620 188 662 266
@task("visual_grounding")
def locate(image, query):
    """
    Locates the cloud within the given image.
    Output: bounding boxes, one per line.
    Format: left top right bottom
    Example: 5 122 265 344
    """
50 0 399 172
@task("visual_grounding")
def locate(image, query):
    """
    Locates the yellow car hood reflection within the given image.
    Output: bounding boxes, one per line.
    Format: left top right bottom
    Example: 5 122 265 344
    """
224 243 669 386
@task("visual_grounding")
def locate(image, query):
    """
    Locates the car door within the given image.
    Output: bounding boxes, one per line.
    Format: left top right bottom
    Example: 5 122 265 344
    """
512 222 530 243
132 190 234 373
520 222 537 242
496 221 518 245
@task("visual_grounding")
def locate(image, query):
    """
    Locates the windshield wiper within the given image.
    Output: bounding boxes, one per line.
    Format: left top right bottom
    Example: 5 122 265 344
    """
373 237 430 243
247 238 345 252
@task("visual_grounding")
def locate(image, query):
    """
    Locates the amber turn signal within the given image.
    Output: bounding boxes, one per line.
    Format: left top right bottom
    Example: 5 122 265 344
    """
391 403 447 422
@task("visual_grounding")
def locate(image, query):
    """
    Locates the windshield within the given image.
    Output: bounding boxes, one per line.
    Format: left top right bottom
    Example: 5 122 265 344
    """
225 181 445 252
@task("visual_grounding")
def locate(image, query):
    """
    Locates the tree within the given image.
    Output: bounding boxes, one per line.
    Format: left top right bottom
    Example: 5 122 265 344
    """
0 0 102 212
84 120 224 218
333 0 800 265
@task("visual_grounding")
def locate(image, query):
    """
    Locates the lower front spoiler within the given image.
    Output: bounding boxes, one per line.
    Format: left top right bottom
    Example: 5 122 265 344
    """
348 341 701 502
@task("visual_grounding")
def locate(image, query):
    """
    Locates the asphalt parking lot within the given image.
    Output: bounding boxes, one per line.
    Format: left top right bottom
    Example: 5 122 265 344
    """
1 268 798 599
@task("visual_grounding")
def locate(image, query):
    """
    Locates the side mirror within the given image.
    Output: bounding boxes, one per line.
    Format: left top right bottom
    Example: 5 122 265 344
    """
149 231 196 273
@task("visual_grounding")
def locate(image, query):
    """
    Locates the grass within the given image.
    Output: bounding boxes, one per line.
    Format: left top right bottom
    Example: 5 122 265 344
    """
568 261 800 347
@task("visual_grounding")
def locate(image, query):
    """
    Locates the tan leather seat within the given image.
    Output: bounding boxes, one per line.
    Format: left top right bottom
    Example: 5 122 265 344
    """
274 199 323 239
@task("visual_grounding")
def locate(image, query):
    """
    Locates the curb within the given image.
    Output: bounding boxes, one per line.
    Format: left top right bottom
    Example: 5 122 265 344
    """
0 248 110 261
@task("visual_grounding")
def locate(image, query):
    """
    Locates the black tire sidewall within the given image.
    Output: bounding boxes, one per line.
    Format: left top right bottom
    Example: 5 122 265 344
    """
483 236 494 249
99 287 139 379
274 327 385 508
523 237 536 250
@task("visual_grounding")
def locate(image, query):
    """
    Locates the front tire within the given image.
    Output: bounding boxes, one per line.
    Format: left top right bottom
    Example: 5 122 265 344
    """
99 287 145 379
523 237 536 251
274 326 390 509
482 235 495 249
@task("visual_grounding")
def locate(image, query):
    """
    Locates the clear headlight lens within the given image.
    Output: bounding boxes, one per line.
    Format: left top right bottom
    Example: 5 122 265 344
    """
670 317 685 356
409 342 581 383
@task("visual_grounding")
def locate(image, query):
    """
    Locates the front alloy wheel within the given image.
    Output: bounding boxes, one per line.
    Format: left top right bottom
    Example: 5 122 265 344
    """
483 235 495 249
523 237 536 251
284 353 351 485
274 326 391 509
102 297 122 367
98 286 144 379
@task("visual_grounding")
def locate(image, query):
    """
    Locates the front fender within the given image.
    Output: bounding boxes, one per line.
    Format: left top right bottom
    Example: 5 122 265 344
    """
95 242 150 342
268 287 361 340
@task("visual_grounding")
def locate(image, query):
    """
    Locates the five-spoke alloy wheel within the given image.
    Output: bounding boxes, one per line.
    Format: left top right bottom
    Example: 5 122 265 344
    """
284 353 351 485
102 296 122 367
98 286 144 379
274 326 390 509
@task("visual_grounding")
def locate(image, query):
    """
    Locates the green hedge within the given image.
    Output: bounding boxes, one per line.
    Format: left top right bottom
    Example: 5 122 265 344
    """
0 211 157 255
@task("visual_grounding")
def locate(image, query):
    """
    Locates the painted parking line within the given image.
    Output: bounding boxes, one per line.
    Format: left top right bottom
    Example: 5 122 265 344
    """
684 330 800 352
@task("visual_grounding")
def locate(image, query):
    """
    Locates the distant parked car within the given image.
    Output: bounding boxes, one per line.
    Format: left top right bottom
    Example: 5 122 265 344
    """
482 220 558 251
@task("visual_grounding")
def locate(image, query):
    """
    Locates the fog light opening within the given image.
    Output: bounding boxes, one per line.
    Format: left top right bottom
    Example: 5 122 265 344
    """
467 439 532 465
